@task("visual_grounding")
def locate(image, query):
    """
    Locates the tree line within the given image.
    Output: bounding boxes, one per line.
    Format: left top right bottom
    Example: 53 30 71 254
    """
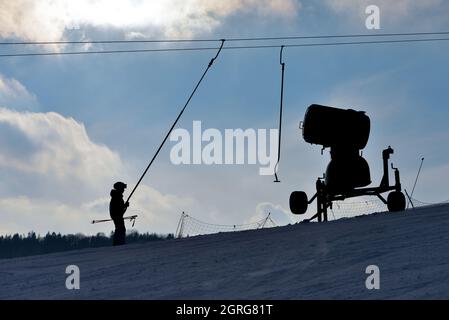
0 231 174 259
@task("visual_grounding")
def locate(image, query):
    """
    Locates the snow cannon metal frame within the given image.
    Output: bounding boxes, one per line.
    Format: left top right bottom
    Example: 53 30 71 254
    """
290 104 406 222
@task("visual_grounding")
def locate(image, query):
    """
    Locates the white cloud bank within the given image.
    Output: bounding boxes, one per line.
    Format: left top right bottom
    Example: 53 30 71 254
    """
0 107 122 182
1 0 446 45
0 0 299 43
0 106 195 235
0 75 196 235
0 106 119 234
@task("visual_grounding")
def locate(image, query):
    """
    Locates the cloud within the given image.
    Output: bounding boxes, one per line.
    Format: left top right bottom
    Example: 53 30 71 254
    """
0 103 196 235
0 74 38 110
0 0 300 43
0 107 122 187
0 196 89 235
0 73 124 207
0 106 125 234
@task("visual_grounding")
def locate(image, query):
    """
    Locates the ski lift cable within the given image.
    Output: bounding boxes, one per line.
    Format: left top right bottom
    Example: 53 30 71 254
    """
2 30 449 45
125 39 225 204
274 45 285 183
2 37 449 58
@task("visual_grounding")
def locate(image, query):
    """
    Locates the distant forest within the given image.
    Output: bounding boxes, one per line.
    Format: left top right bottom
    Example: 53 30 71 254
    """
0 231 174 259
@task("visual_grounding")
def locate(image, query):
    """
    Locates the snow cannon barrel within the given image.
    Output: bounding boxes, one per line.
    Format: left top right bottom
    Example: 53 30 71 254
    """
302 104 371 150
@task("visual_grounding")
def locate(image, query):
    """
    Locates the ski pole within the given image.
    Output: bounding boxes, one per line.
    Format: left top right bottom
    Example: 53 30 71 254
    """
91 215 138 225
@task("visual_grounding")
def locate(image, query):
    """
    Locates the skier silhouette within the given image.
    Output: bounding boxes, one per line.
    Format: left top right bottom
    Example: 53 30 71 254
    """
109 182 129 246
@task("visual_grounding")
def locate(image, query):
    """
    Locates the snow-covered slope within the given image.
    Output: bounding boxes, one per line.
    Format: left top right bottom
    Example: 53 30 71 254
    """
1 203 449 300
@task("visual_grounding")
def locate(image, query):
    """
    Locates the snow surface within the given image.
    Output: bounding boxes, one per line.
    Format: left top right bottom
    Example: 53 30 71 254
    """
1 203 449 300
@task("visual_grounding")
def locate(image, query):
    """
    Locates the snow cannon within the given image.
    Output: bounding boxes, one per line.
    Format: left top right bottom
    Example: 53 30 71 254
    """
303 104 372 193
302 104 370 150
290 104 406 222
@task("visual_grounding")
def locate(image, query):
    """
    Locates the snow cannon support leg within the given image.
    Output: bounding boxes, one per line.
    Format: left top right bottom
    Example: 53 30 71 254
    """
308 178 329 223
317 178 329 222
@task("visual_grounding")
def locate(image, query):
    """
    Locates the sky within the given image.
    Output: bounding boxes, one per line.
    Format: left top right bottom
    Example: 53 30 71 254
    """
1 0 449 236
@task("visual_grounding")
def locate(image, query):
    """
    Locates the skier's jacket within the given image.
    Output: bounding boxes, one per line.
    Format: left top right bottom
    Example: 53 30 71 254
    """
109 189 127 220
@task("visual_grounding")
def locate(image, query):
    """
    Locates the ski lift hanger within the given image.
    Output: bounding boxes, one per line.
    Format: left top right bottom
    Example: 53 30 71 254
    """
274 45 286 183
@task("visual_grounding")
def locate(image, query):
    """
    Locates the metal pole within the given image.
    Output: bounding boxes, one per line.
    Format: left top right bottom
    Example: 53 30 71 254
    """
260 212 271 228
175 212 185 238
408 157 424 209
405 189 415 209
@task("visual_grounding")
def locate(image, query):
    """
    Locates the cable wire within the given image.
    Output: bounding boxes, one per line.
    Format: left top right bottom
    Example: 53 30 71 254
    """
2 30 449 45
2 37 449 58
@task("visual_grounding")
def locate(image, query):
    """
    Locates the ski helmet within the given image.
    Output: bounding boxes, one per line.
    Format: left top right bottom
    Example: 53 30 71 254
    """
113 181 127 190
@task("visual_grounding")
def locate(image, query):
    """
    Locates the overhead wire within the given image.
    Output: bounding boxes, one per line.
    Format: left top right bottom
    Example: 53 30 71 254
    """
1 30 449 45
1 37 449 58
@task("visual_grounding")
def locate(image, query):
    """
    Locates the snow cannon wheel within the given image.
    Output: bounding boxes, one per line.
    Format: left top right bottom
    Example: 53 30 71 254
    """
387 191 406 212
290 191 308 215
